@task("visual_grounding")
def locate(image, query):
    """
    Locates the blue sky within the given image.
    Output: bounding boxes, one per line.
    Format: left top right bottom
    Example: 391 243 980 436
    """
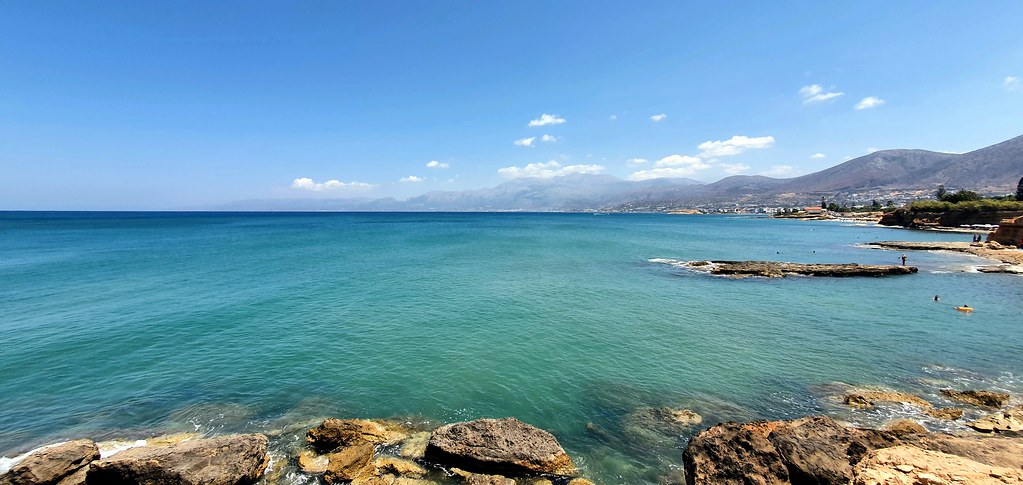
2 2 1022 209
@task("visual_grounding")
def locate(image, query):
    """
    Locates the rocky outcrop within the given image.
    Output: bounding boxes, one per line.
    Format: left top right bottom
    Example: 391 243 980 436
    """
307 418 410 452
989 215 1023 246
843 390 932 409
323 443 374 484
868 241 1023 266
1 440 99 485
652 259 916 278
882 419 926 436
879 207 1023 229
85 434 268 485
969 405 1023 433
940 389 1011 408
853 445 1023 485
424 418 575 477
924 407 963 420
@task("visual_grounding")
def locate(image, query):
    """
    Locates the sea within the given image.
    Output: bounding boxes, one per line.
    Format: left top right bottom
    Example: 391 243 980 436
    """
1 212 1021 484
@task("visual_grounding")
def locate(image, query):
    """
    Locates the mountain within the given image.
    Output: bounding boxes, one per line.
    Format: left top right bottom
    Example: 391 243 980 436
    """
215 134 1023 211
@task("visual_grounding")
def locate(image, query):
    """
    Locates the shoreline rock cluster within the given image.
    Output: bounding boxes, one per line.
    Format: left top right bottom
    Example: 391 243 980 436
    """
3 387 1020 485
651 258 917 278
868 241 1023 273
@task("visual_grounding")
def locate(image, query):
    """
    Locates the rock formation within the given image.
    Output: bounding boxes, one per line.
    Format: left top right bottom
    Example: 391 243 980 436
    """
85 434 268 485
940 389 1011 408
0 440 99 485
424 418 575 477
969 405 1023 433
653 259 917 278
307 418 410 452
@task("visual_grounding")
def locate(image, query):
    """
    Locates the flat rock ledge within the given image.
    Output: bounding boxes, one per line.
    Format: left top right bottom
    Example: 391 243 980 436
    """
868 241 1023 269
86 434 269 485
682 415 1023 485
0 439 99 485
424 417 576 478
652 258 916 278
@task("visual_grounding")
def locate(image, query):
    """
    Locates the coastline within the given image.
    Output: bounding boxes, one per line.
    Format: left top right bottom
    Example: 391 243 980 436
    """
868 240 1023 271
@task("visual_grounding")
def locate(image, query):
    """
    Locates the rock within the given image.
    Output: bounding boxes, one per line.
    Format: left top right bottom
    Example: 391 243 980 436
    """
567 479 596 485
843 390 932 408
676 260 917 278
308 418 410 452
853 445 1023 485
372 457 426 477
940 389 1010 408
968 405 1023 433
682 416 900 485
425 417 575 477
323 443 375 484
298 450 330 474
398 432 431 460
1 439 99 485
925 407 964 420
85 434 268 485
884 419 927 436
464 473 515 485
902 433 1023 469
623 407 702 436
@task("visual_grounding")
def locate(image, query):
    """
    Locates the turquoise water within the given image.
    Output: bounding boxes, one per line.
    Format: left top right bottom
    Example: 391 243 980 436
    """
1 212 1021 483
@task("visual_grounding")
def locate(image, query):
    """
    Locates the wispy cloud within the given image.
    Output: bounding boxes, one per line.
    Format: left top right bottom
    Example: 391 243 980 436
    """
629 155 711 180
609 114 618 121
399 175 424 183
514 137 537 147
799 84 844 104
655 154 706 168
854 96 885 110
697 135 775 158
809 153 826 159
720 163 751 175
540 134 558 143
426 160 449 169
1005 76 1021 91
291 177 373 191
626 158 648 166
497 161 604 179
761 165 794 177
528 113 566 127
650 113 667 122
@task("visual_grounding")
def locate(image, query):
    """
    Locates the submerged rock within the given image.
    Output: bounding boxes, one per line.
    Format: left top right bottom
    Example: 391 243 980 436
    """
85 434 268 485
425 417 575 477
924 407 963 420
969 405 1023 433
623 407 702 436
398 432 431 460
308 418 410 452
843 390 931 409
940 389 1010 408
298 450 330 475
1 439 99 485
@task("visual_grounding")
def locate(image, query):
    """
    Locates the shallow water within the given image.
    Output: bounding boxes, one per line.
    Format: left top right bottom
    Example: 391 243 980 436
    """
1 212 1020 483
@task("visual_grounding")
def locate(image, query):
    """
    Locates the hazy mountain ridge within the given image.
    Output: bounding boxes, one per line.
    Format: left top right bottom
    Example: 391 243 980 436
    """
216 134 1023 211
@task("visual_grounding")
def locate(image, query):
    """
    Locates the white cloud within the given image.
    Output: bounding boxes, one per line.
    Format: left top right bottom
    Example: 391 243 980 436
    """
650 113 667 122
426 160 449 169
697 135 775 158
609 114 618 120
626 158 648 166
654 154 706 168
854 96 886 110
1004 76 1020 91
799 84 844 103
809 153 826 159
629 167 702 181
291 177 373 192
399 175 424 183
721 163 751 175
514 137 537 147
497 161 604 179
760 165 794 177
528 113 566 127
540 134 558 143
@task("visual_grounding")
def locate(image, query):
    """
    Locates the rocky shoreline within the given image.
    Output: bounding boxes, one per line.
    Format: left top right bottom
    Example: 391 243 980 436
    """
4 385 1021 485
650 259 918 278
867 241 1023 273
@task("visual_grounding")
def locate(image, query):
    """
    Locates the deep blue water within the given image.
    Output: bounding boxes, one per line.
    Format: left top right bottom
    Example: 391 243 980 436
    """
1 212 1021 483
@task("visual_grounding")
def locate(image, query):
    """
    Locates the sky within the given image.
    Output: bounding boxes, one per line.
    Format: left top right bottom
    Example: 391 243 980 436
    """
2 1 1022 209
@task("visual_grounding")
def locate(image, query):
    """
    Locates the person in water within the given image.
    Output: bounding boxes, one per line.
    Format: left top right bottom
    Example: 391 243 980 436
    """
934 295 940 301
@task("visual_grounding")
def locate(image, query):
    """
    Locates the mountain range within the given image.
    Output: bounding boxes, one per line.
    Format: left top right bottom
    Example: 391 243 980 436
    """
218 133 1023 211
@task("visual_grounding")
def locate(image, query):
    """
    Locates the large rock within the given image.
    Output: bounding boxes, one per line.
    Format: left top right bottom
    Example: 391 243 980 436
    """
902 433 1023 469
940 389 1010 408
1 440 99 485
308 419 409 452
424 418 575 477
85 434 268 485
323 443 374 484
682 416 900 485
969 405 1023 433
666 260 917 278
842 391 931 409
853 445 1023 485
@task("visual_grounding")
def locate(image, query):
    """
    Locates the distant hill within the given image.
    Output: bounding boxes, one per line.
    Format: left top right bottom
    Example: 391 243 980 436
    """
216 134 1023 211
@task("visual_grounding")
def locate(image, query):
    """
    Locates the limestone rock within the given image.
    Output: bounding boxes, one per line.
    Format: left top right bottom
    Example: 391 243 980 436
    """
1 440 99 485
323 443 374 484
85 434 268 485
925 407 964 420
623 407 702 436
308 418 410 452
853 445 1023 485
425 417 575 477
902 433 1023 469
464 473 515 485
567 479 596 485
940 389 1010 408
884 419 927 436
372 457 426 477
398 432 431 460
298 450 329 474
968 405 1023 433
843 390 932 408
